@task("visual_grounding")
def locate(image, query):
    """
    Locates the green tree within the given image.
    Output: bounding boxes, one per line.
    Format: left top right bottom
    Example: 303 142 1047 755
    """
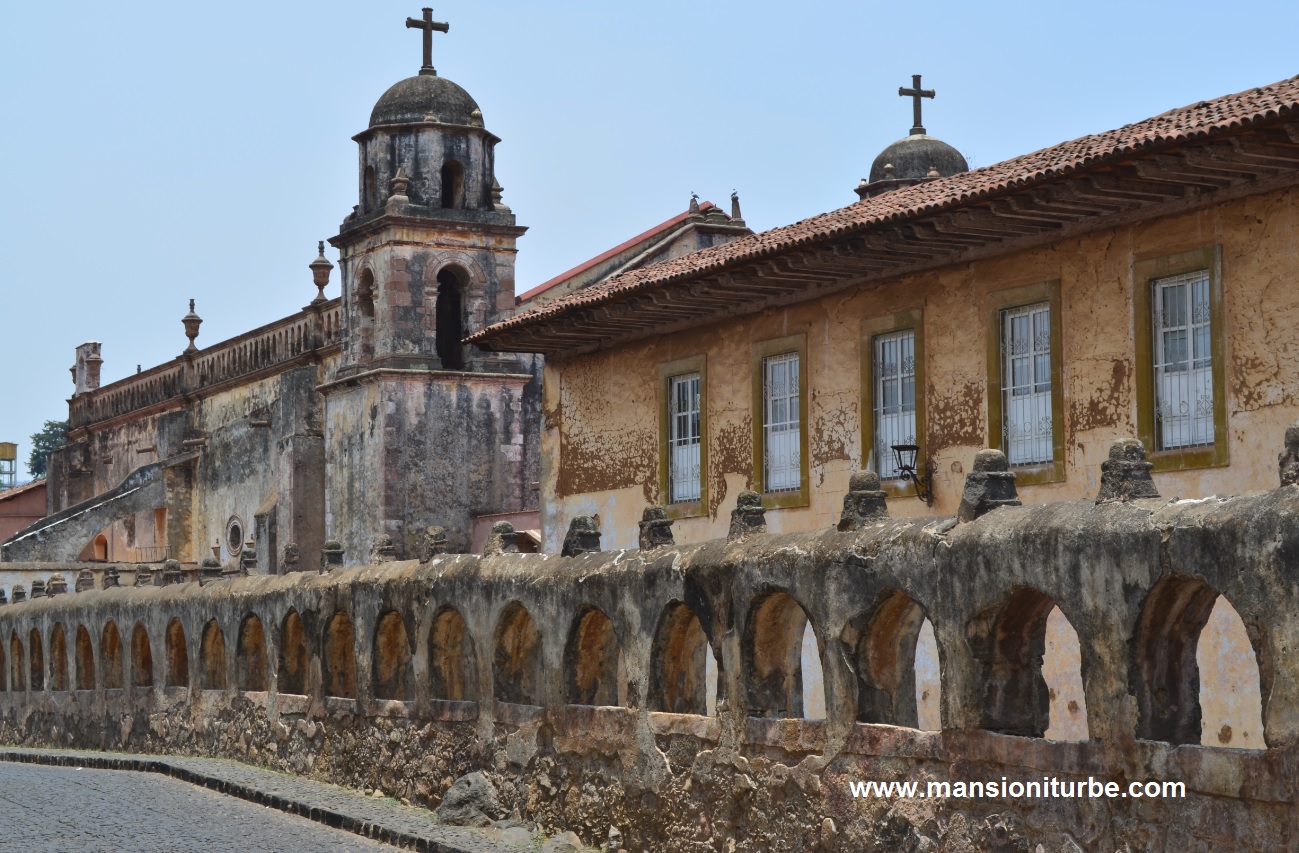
28 420 68 480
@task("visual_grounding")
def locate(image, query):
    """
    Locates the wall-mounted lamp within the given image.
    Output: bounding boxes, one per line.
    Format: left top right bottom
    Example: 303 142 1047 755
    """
891 443 934 506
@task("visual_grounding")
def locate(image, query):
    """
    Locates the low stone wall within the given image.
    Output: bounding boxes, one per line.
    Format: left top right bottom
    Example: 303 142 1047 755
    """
1 468 1297 850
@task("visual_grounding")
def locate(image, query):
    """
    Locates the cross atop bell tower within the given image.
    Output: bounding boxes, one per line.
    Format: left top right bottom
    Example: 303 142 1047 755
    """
898 74 936 136
406 7 449 76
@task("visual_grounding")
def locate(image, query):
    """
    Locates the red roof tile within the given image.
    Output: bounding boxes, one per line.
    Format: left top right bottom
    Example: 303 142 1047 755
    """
472 74 1299 344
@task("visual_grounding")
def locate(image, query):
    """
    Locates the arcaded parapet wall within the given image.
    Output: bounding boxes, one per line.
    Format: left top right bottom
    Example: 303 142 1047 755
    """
0 475 1294 850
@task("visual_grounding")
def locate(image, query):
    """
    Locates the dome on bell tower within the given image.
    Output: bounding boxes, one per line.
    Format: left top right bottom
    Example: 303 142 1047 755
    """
855 74 968 200
369 73 483 129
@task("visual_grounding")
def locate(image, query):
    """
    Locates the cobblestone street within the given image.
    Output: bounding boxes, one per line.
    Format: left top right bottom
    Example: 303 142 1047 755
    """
0 761 405 852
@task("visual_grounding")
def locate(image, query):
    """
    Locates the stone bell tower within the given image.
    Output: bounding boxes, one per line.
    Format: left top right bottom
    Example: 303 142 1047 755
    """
322 8 536 562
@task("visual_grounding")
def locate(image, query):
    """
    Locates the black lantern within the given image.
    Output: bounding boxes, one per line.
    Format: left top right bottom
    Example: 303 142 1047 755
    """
890 443 934 506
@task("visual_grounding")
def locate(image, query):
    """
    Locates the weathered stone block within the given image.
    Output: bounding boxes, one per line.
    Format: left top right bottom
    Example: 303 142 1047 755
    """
161 559 184 586
562 516 601 557
957 449 1021 522
319 540 344 573
132 567 152 587
199 556 223 585
102 566 120 588
417 526 448 561
638 505 675 550
1097 438 1160 503
435 771 507 827
1281 422 1299 487
837 470 889 531
46 573 68 595
484 521 518 556
370 534 397 564
30 579 46 598
728 490 766 540
9 584 23 602
75 570 95 592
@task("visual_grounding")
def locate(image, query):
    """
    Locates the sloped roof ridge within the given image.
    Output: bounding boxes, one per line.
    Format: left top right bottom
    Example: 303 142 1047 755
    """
472 74 1299 342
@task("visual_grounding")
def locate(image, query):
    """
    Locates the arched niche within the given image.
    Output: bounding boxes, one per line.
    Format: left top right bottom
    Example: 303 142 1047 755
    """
50 624 69 691
440 159 465 209
165 618 188 688
323 611 357 699
649 600 719 716
843 590 935 729
75 625 95 691
102 622 123 690
429 606 476 702
435 266 467 370
373 610 414 701
28 628 44 692
279 609 309 696
131 623 153 688
493 602 542 705
236 614 268 692
199 620 227 690
8 632 22 692
563 606 626 707
743 591 825 719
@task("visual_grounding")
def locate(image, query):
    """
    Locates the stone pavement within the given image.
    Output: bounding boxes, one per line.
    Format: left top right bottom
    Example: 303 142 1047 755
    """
0 748 526 852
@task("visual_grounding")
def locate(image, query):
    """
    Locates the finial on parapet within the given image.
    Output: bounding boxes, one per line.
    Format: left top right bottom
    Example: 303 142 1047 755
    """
387 168 411 211
309 240 333 304
102 566 120 589
484 521 519 556
638 505 675 550
838 470 889 531
182 299 203 355
161 559 185 585
133 566 152 587
30 579 46 598
957 450 1021 523
199 555 223 585
1280 422 1299 487
730 190 746 227
282 542 302 571
320 540 344 573
689 193 701 216
238 538 257 575
418 527 448 562
1097 439 1160 503
0 589 7 606
728 490 767 541
75 570 95 592
46 573 68 596
10 585 24 603
370 535 397 564
562 516 602 557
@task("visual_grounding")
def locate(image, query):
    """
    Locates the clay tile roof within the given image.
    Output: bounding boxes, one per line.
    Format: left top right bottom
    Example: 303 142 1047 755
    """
471 74 1299 346
0 479 46 503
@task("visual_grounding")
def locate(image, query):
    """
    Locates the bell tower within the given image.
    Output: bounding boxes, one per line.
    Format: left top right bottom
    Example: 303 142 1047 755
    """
323 9 536 561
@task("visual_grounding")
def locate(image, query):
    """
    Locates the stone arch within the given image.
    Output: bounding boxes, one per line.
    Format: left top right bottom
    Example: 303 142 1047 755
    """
131 622 153 687
743 591 824 719
435 266 467 370
75 625 95 690
165 618 188 688
199 620 227 690
236 613 268 692
563 606 626 707
1197 595 1265 749
373 610 414 701
28 628 44 691
92 533 108 561
649 600 717 715
493 602 542 705
843 590 933 728
8 632 22 692
429 606 476 702
50 624 69 691
355 267 376 361
970 588 1087 740
323 611 357 698
278 609 309 696
1135 575 1265 747
102 622 123 689
440 159 465 209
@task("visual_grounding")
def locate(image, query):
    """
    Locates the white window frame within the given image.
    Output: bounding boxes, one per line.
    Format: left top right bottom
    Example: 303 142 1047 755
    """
667 372 702 503
872 330 917 478
1000 302 1053 465
763 352 801 493
1152 270 1215 450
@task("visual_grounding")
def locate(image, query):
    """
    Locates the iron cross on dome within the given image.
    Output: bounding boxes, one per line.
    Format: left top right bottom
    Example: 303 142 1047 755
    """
406 7 450 76
899 74 936 136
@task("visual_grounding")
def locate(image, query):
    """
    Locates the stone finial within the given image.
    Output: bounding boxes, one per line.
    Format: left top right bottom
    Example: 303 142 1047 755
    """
161 559 184 585
561 516 602 557
730 190 744 223
689 193 701 216
282 542 301 571
483 521 518 556
320 540 345 573
30 579 46 598
491 179 511 213
388 168 411 208
182 299 203 355
1097 439 1160 503
133 567 153 587
728 490 767 540
417 526 449 562
957 449 1022 523
239 538 257 574
638 505 675 550
199 556 223 585
837 470 889 531
1280 423 1299 487
0 589 8 605
75 569 96 592
369 535 397 564
309 240 333 304
11 584 26 603
102 566 120 589
46 573 68 596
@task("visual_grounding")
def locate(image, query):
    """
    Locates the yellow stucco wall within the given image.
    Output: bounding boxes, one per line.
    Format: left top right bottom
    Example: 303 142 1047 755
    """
542 186 1299 552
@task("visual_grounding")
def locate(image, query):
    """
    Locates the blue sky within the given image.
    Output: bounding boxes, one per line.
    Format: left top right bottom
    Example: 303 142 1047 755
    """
2 0 1297 478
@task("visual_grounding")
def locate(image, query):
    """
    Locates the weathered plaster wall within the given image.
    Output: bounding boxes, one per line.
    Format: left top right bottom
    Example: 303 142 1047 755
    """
541 186 1299 551
0 476 1292 851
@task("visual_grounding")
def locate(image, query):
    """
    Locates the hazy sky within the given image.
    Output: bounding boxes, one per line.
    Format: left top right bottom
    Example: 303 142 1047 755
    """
2 1 1297 479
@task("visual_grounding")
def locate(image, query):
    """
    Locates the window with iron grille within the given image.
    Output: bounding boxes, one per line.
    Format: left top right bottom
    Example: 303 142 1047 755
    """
1152 270 1214 450
667 372 701 503
1000 302 1053 465
763 352 801 492
872 330 916 478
